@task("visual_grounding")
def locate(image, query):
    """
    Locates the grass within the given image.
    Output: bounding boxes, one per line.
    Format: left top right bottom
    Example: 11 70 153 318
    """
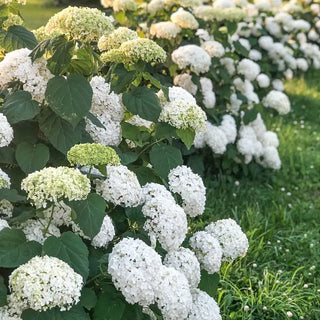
194 70 320 319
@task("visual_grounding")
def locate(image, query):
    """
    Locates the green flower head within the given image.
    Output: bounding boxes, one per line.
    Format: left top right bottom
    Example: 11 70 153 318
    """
67 143 121 167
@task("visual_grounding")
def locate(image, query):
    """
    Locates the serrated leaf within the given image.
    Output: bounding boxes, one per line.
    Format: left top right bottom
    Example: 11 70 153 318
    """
80 287 97 310
176 128 195 150
122 87 161 122
43 231 89 280
68 194 106 239
45 75 92 128
3 91 40 124
0 189 26 202
0 228 42 268
15 142 50 174
149 143 183 179
0 26 37 51
198 270 219 298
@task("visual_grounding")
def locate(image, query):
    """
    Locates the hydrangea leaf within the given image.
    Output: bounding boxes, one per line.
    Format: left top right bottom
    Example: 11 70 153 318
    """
21 305 90 320
0 189 26 202
149 143 183 179
122 87 161 122
198 270 220 298
43 232 89 280
45 75 93 128
80 287 97 311
176 128 195 150
3 91 40 124
15 142 50 174
67 194 106 239
0 276 7 307
0 228 41 268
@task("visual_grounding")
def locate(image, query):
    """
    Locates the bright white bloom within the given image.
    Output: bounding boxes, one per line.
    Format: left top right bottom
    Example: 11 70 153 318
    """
164 247 201 288
0 114 14 148
272 79 285 91
227 93 242 114
205 122 228 155
0 200 13 219
142 183 174 203
108 237 163 306
213 0 235 8
171 45 211 74
205 218 249 261
201 40 225 58
95 165 142 207
159 99 207 132
171 8 199 29
238 38 251 51
9 256 83 312
91 215 115 248
112 0 137 12
257 73 270 88
0 49 53 102
167 86 196 104
260 131 279 148
142 195 188 252
249 49 262 61
155 266 192 320
237 59 260 81
150 22 181 39
200 77 216 109
233 78 259 104
147 0 165 15
220 115 237 144
254 0 271 11
296 58 308 71
168 165 206 217
21 167 91 208
42 201 72 227
196 28 212 42
0 307 21 320
249 113 266 140
189 231 223 274
173 73 197 95
262 90 291 115
187 289 222 320
127 115 153 129
258 36 274 50
19 219 61 244
0 168 11 189
0 219 10 231
221 57 235 75
258 146 281 169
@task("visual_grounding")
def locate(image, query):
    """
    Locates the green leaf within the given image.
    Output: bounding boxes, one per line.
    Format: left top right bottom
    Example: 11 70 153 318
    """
121 122 141 141
87 113 105 129
0 228 42 268
110 64 135 94
0 189 26 202
226 21 237 35
233 40 249 57
122 87 161 122
22 305 90 320
69 48 99 77
3 91 40 124
0 146 16 164
43 232 89 280
154 123 176 141
45 75 92 128
68 194 106 239
15 142 50 174
0 26 37 51
38 109 84 154
0 276 7 307
198 271 219 298
134 167 161 185
80 287 97 310
149 143 183 179
94 293 126 320
176 128 195 150
118 151 138 165
243 108 258 125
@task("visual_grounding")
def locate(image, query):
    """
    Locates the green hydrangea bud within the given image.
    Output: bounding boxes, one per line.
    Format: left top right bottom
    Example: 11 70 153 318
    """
67 143 121 167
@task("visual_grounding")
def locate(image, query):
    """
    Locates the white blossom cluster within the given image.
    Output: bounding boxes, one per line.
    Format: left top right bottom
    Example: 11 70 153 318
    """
200 77 216 109
168 165 206 217
262 90 291 114
9 256 83 314
0 200 13 219
0 168 11 189
0 114 14 148
91 215 115 248
0 48 53 102
237 58 261 81
95 165 142 207
0 219 10 232
86 76 124 146
150 21 181 39
170 8 199 30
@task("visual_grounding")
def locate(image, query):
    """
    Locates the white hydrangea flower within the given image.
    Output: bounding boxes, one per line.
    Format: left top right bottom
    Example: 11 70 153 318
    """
248 49 262 61
21 167 91 209
126 115 153 129
227 93 242 114
233 78 260 104
171 45 211 74
296 58 308 71
42 201 72 227
165 86 196 104
258 36 274 50
112 0 137 12
155 266 192 320
220 115 237 144
249 113 266 140
0 307 21 320
221 57 235 75
171 8 199 29
272 79 284 91
262 90 291 115
19 219 61 244
0 200 13 219
189 231 223 274
0 48 53 102
150 22 181 39
238 38 251 51
159 99 207 133
142 183 175 204
205 218 249 261
108 237 163 306
0 219 10 231
168 165 206 217
9 256 83 312
204 122 228 155
237 59 260 81
201 40 225 58
164 247 201 288
173 73 197 95
91 215 115 248
256 73 270 88
260 131 279 148
142 195 188 252
147 0 165 15
187 289 222 320
0 114 14 148
213 0 235 8
258 146 281 169
95 165 142 207
0 168 11 189
193 131 206 149
200 77 216 109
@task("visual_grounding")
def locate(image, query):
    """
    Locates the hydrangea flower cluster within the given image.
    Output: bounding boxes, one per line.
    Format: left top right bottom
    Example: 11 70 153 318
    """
67 143 120 167
0 168 11 189
262 90 291 114
91 215 115 248
150 21 181 39
171 8 199 30
21 167 91 208
9 256 83 313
